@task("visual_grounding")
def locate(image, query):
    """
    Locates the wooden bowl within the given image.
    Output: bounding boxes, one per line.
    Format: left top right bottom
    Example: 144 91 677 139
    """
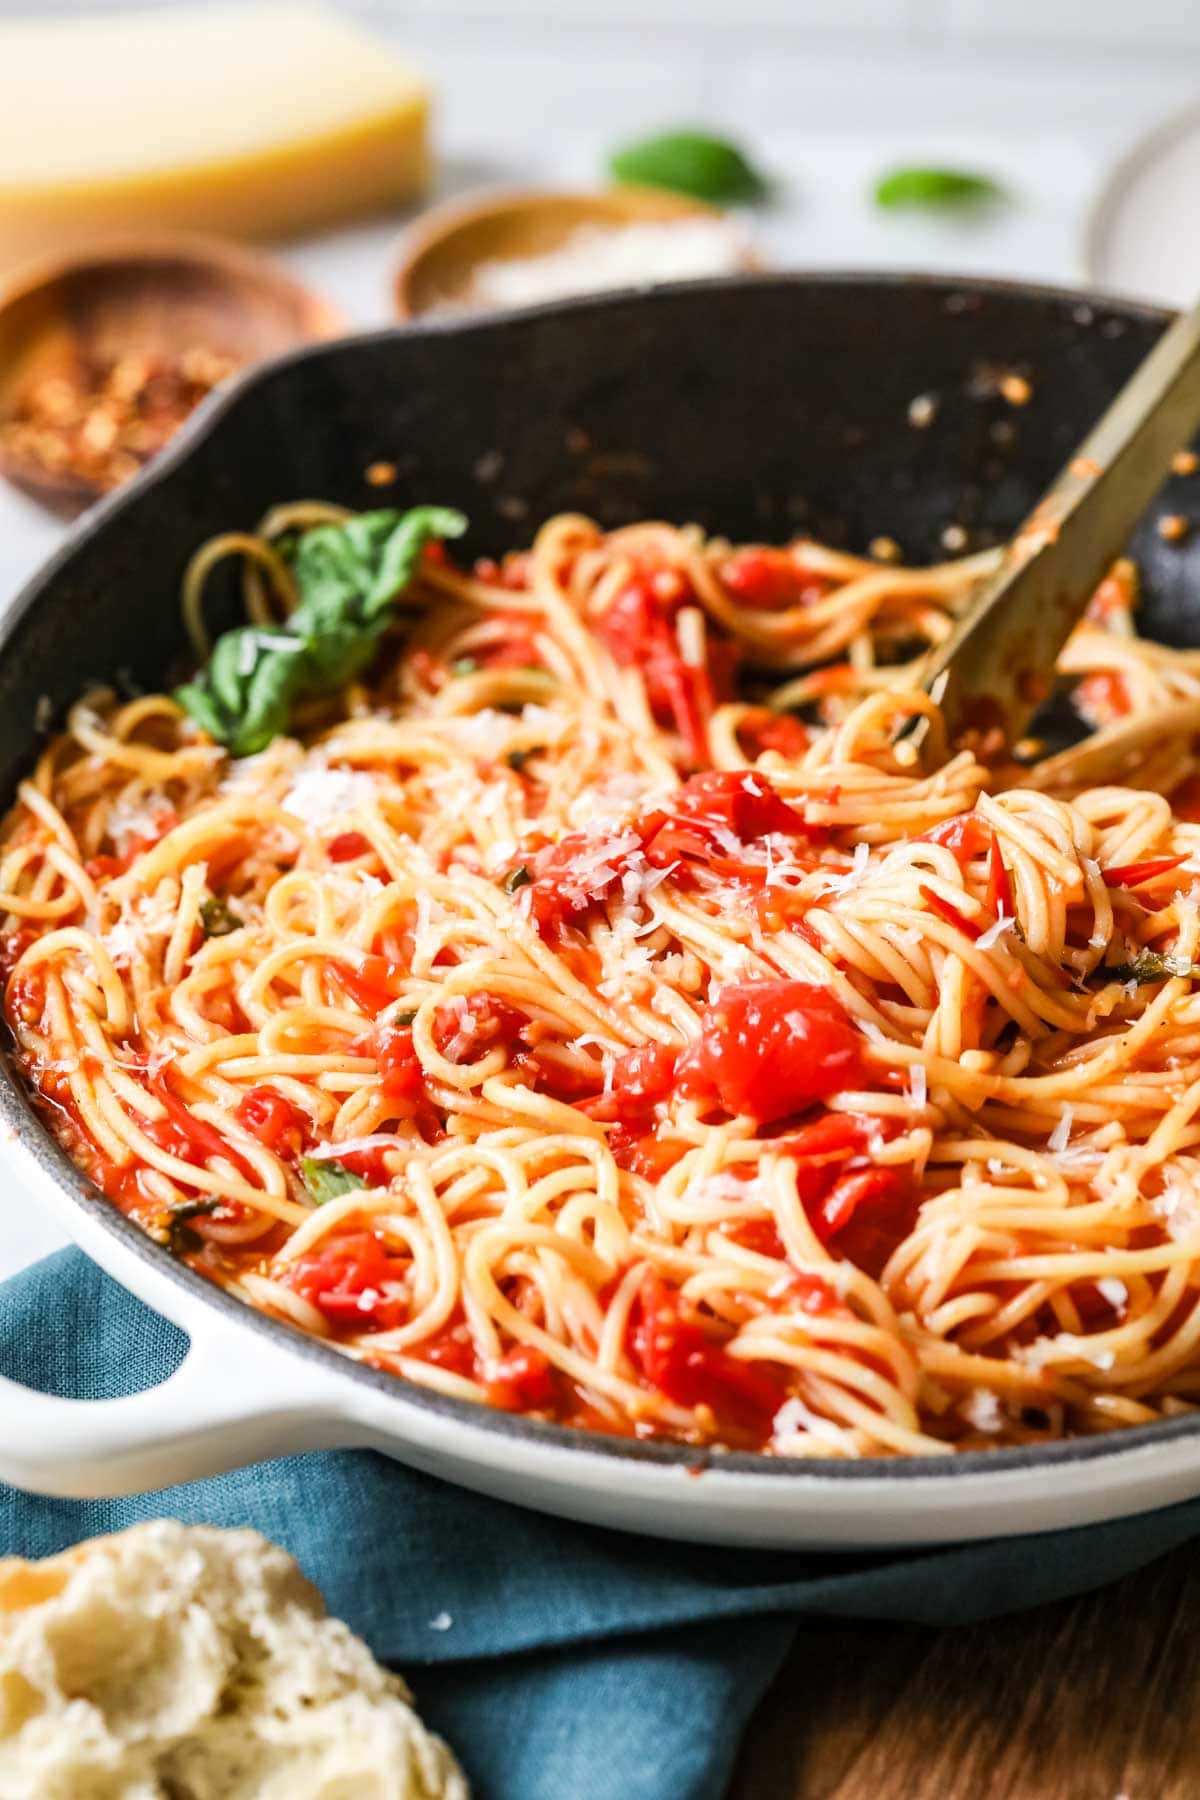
393 186 752 320
0 235 346 514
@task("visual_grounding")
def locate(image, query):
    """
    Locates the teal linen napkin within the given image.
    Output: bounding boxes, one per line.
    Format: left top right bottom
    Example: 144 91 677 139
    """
5 1249 1200 1800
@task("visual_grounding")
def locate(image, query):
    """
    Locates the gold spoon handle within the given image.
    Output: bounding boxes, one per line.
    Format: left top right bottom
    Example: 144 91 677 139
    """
922 297 1200 751
1026 696 1200 791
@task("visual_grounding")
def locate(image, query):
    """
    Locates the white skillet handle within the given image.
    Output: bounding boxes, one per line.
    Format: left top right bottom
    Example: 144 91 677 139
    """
0 1323 360 1499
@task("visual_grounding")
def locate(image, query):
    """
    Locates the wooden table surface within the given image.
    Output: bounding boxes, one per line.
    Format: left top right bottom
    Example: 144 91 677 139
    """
730 1536 1198 1799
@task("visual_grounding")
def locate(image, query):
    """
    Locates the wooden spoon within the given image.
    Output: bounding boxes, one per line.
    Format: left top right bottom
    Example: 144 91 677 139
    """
393 186 754 320
920 297 1200 769
0 235 346 515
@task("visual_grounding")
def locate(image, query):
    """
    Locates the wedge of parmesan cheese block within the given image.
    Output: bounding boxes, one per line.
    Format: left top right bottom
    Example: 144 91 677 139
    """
0 1520 468 1799
0 2 430 273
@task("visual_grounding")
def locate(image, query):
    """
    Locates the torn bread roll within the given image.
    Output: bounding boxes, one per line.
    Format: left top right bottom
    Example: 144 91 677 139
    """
0 1519 467 1799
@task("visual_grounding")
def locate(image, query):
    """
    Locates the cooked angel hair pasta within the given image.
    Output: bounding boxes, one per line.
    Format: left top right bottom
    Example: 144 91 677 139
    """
8 503 1200 1460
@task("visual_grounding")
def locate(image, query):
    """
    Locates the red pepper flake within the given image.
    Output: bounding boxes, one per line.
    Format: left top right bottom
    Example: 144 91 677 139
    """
985 836 1014 919
919 883 982 939
143 1075 255 1183
1101 856 1188 889
922 813 991 866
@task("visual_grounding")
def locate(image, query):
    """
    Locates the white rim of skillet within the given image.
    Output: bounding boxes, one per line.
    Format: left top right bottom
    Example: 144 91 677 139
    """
2 271 1198 1521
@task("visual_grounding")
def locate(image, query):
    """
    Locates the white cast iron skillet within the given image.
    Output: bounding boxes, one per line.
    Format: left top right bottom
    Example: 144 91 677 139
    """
3 275 1200 1548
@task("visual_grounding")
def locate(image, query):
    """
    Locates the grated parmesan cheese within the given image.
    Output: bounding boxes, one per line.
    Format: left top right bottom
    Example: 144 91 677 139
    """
1096 1277 1129 1312
567 774 672 836
1047 1107 1074 1154
281 763 378 832
439 709 518 755
433 217 753 316
962 1389 1004 1433
519 702 570 745
772 1395 847 1448
1023 1332 1115 1372
818 841 871 898
1153 1170 1200 1241
105 790 172 855
974 912 1014 951
306 1134 399 1162
102 886 180 966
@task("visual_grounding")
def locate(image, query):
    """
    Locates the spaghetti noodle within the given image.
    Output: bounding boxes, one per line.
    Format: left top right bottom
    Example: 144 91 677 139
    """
7 506 1200 1458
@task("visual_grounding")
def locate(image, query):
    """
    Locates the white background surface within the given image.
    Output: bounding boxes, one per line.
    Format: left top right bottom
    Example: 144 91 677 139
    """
0 0 1197 1282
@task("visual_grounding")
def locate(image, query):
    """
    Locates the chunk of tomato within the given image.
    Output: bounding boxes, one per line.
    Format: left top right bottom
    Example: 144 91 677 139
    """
414 1320 480 1380
639 771 821 883
816 1165 907 1239
433 993 526 1062
484 1344 560 1412
671 769 810 839
143 1077 254 1181
986 836 1014 918
235 1086 308 1157
1101 855 1188 889
721 548 830 611
331 954 405 1015
922 813 993 866
377 1024 424 1103
526 831 639 935
628 1270 784 1443
596 573 735 766
286 1232 403 1331
677 981 863 1125
1076 670 1132 724
585 1040 678 1124
607 1124 687 1181
736 709 811 761
327 831 371 862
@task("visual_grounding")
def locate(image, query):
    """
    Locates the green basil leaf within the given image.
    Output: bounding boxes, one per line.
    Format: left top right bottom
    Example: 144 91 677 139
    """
176 505 468 752
608 129 767 203
873 167 1005 210
365 506 468 617
208 628 256 715
233 642 307 755
301 1156 368 1204
1107 951 1200 985
296 614 382 692
174 682 226 743
199 895 243 937
165 1197 219 1255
